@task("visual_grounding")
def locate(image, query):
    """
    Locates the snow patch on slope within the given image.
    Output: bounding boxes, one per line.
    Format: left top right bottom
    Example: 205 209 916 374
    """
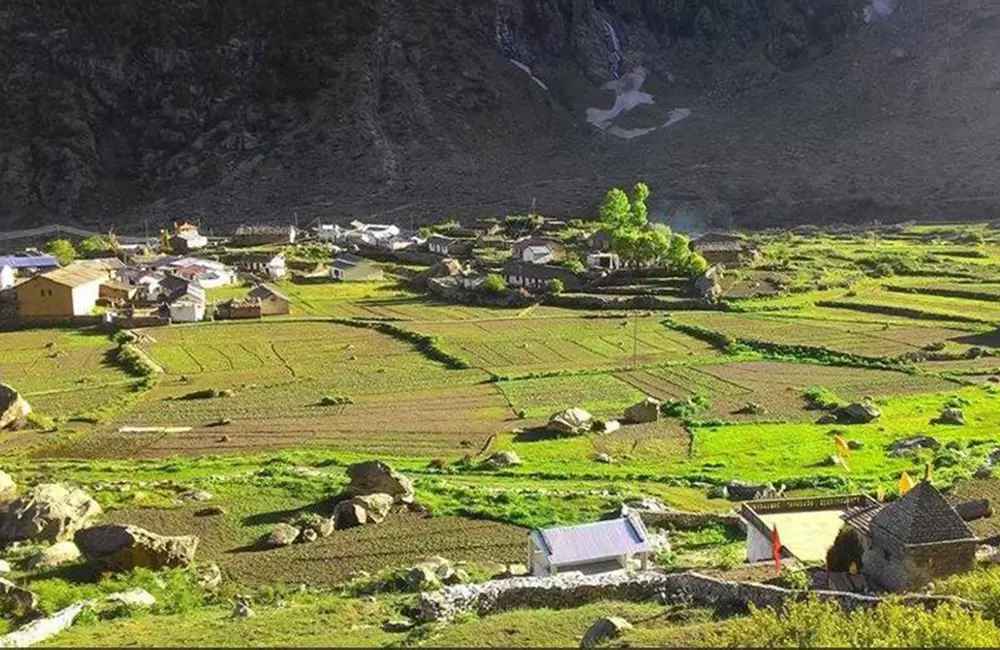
586 67 691 140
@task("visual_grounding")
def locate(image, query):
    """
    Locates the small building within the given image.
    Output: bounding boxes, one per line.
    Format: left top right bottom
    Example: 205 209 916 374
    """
0 254 60 277
159 274 193 300
512 237 564 264
842 480 978 592
99 281 138 303
247 284 291 316
503 261 581 292
76 258 127 273
169 230 208 253
168 295 206 323
427 235 472 257
689 233 761 267
588 230 614 253
586 252 621 271
232 225 297 247
14 264 109 318
529 514 653 577
0 265 13 290
317 224 346 242
331 254 384 282
237 252 286 281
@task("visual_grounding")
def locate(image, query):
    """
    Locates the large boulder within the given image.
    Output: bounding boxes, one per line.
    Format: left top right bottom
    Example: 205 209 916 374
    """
266 523 301 547
888 436 940 456
624 398 661 424
0 578 38 618
726 480 784 501
936 408 966 425
483 451 522 470
0 384 31 431
344 461 414 504
547 408 593 435
28 541 81 569
694 267 723 302
954 499 992 522
0 470 15 505
333 493 395 529
581 616 633 648
74 525 199 571
835 402 881 424
0 484 101 543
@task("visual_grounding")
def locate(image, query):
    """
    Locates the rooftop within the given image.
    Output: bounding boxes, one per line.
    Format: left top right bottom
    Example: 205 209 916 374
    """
534 514 651 567
36 264 109 288
248 283 291 302
868 481 975 547
0 254 60 269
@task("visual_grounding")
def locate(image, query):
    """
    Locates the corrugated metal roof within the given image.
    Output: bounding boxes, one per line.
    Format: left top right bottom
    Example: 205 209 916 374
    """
535 514 651 566
0 254 59 269
38 264 109 288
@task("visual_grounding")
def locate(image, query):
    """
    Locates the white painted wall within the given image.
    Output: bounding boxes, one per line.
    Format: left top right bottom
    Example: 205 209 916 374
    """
0 266 13 290
71 280 103 316
169 301 205 323
746 521 774 563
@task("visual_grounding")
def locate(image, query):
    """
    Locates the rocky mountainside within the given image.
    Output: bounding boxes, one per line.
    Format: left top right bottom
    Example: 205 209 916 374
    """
1 0 998 232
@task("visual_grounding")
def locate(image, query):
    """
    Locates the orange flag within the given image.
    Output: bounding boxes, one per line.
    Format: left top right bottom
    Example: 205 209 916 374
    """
900 472 914 495
833 435 852 471
876 486 886 503
771 524 783 572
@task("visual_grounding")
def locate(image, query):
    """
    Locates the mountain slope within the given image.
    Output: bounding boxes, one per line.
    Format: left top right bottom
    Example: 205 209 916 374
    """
0 0 997 231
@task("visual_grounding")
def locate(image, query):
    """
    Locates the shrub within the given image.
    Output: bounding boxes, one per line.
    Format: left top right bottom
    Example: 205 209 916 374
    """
482 273 507 296
546 278 565 295
114 343 157 377
772 568 810 590
661 393 710 418
721 598 1000 648
176 388 232 400
803 387 844 410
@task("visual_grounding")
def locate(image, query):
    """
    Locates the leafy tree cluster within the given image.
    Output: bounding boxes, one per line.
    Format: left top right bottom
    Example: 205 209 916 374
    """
44 234 120 266
598 183 708 276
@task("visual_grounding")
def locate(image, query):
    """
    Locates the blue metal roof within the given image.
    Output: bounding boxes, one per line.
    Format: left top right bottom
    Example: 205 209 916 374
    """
534 514 652 566
0 254 59 269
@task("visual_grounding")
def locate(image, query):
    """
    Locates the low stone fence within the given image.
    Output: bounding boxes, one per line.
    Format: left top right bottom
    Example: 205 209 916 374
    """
637 511 743 532
417 571 977 624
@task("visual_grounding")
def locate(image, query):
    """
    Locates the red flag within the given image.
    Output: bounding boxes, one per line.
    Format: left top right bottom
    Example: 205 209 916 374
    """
771 524 782 571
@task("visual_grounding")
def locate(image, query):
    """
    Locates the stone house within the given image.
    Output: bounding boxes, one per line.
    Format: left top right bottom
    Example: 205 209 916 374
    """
511 237 564 264
842 480 977 591
14 264 108 319
503 261 581 292
689 233 761 267
586 252 621 271
529 514 653 577
427 235 472 257
331 253 384 282
99 281 138 304
237 252 286 281
247 284 291 316
232 225 297 247
588 230 614 253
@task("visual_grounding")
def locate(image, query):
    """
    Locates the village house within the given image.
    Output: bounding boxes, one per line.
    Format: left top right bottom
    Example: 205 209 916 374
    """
232 224 297 247
0 254 60 279
689 232 762 267
99 281 138 304
152 256 234 288
166 284 207 323
503 261 582 292
381 230 425 252
586 252 621 271
512 237 564 264
316 223 345 242
427 235 472 258
331 253 384 282
76 257 127 273
237 252 286 281
529 514 653 577
115 268 165 300
588 230 614 253
247 284 291 316
169 229 208 254
842 479 978 591
158 274 194 300
14 264 109 319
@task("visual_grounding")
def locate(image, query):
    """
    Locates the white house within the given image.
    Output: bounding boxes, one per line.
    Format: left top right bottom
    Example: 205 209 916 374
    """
586 252 621 271
317 224 346 242
529 514 653 577
0 265 13 290
237 252 286 281
169 296 206 323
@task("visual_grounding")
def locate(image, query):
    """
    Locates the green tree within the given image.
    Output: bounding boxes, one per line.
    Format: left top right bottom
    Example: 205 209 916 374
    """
44 238 75 266
629 182 650 226
633 229 671 266
666 233 692 271
482 273 506 296
76 236 111 258
686 252 710 276
599 188 631 231
562 256 585 274
545 278 565 295
612 229 641 266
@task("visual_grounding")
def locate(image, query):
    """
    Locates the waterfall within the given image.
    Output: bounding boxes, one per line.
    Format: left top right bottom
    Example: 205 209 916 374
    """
602 19 624 79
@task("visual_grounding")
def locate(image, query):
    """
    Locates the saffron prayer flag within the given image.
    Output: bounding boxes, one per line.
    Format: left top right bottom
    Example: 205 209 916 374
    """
771 524 782 572
900 472 915 495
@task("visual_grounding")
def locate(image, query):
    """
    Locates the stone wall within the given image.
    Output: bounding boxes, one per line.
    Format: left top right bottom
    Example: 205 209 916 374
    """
637 511 743 532
417 571 977 624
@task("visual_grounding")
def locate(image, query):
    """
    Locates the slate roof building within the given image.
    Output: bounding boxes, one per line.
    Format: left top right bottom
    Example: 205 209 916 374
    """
529 514 652 577
0 254 60 275
843 479 978 591
14 264 109 318
331 253 384 282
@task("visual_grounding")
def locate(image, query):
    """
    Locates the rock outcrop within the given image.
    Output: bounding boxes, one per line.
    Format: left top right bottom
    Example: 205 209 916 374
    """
624 398 661 424
28 541 82 569
835 402 881 424
74 525 199 571
483 451 522 469
344 461 414 504
333 493 395 529
0 484 101 543
547 408 593 435
0 385 31 431
581 616 633 648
